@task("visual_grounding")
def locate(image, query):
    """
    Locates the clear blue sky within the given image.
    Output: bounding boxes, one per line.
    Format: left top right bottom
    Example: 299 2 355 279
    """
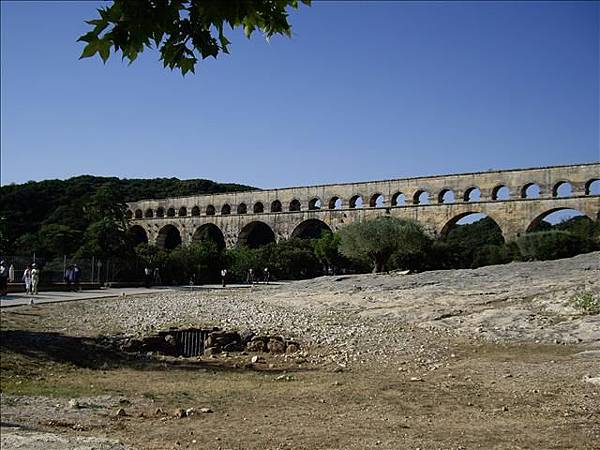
1 1 598 189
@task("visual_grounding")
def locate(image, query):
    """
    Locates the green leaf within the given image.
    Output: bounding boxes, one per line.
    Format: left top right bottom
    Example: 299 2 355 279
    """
79 41 99 59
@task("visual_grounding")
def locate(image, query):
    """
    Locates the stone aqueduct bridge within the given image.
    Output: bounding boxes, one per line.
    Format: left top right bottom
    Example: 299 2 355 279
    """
127 163 600 250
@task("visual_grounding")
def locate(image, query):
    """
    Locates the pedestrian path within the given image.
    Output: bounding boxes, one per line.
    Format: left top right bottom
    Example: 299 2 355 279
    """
0 283 285 308
0 287 169 308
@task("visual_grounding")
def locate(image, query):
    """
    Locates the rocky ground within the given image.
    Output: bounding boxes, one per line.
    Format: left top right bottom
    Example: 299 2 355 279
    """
1 253 599 449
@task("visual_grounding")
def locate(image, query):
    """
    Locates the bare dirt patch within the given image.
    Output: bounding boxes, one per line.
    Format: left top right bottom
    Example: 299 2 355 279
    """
2 253 599 449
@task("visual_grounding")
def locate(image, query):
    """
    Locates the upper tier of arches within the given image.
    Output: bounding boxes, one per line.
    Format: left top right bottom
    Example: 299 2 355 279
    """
129 175 600 219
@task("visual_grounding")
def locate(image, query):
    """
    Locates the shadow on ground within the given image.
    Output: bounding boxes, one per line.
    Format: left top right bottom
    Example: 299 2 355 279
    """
0 329 307 374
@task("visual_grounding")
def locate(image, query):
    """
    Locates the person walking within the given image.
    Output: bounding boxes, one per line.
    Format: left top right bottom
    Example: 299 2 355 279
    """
64 265 73 290
144 267 152 288
153 267 161 285
8 264 15 283
22 265 32 294
31 263 40 295
73 264 81 291
220 268 227 288
246 268 254 284
0 260 8 297
263 267 270 284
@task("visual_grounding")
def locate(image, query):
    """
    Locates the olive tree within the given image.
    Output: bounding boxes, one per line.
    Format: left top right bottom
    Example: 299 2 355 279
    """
338 217 430 273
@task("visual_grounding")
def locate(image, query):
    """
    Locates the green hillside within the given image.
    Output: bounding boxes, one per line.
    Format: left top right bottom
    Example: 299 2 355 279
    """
0 175 255 255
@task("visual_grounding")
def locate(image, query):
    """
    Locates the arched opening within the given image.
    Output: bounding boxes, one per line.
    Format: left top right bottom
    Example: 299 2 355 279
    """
178 206 187 217
192 223 226 250
391 192 406 206
291 219 332 240
135 209 143 219
289 199 301 212
438 189 455 204
191 206 200 217
157 224 182 250
464 187 481 202
585 179 600 195
521 183 541 199
328 197 342 209
271 200 282 212
221 204 231 215
492 185 510 200
253 202 264 214
440 213 506 268
413 190 430 205
349 195 363 208
527 208 594 233
156 207 165 218
308 198 322 210
206 205 216 216
237 203 247 214
129 225 148 246
238 221 276 248
145 208 154 218
126 210 133 219
166 207 176 217
370 193 384 208
552 181 572 198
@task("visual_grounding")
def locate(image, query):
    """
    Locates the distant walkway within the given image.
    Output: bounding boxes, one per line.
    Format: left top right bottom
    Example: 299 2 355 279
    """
0 283 285 308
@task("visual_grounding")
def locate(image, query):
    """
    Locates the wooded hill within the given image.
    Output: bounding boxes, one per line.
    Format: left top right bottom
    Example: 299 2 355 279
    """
0 175 255 254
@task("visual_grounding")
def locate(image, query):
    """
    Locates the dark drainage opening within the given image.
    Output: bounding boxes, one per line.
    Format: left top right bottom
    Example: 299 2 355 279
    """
158 328 213 357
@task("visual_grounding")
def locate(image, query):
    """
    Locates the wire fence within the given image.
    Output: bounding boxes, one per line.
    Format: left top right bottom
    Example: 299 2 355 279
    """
0 255 145 285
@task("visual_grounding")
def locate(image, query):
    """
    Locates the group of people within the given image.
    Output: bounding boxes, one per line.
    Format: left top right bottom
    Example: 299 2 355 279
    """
143 267 161 288
0 260 40 297
63 264 82 291
246 267 270 285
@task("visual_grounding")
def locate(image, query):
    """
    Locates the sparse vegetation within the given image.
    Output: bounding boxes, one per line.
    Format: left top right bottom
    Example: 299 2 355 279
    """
570 289 600 315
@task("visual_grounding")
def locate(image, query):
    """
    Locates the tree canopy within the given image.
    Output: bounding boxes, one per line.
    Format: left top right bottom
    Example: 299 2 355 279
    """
79 0 311 75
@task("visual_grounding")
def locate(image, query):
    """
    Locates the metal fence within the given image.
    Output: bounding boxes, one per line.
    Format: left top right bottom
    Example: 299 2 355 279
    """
0 255 144 285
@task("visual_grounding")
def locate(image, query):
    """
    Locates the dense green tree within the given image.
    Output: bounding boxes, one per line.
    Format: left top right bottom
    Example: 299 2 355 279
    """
516 230 593 261
313 231 343 273
14 224 82 258
339 217 430 273
79 0 311 75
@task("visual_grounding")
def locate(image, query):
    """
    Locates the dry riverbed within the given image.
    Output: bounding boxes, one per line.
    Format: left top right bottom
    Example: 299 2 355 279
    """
1 253 599 449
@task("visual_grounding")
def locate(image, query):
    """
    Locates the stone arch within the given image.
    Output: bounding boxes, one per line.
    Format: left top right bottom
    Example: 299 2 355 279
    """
585 179 600 195
178 206 187 217
413 190 430 205
349 195 364 208
238 203 248 214
370 193 384 207
156 207 165 218
191 206 200 217
438 188 455 204
134 209 143 219
192 223 225 250
464 186 481 202
291 219 332 240
527 208 594 233
552 181 572 198
289 199 301 212
156 224 182 250
238 221 276 248
126 210 133 219
271 200 282 212
129 225 148 246
492 185 510 200
206 205 216 216
166 207 176 217
521 182 541 199
440 212 504 241
328 196 342 209
391 192 406 206
254 202 264 214
221 204 231 215
308 198 322 210
144 208 154 218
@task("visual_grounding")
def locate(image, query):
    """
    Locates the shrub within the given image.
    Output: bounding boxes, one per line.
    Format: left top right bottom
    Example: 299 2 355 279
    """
516 231 592 261
570 290 600 315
